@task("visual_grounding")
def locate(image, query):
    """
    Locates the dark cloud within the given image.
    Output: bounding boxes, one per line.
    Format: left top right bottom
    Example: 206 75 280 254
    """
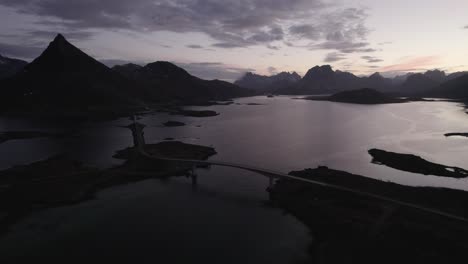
324 52 346 63
0 0 374 55
464 25 468 29
289 8 374 54
186 44 203 49
289 25 321 40
0 42 42 59
175 62 255 82
361 55 383 63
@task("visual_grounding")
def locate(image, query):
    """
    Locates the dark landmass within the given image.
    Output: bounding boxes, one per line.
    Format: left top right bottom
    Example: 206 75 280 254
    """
0 54 27 80
369 148 468 178
0 156 101 234
0 34 145 114
0 131 57 144
429 74 468 99
398 73 442 95
112 62 251 103
404 96 436 102
164 137 175 141
0 141 216 236
0 34 251 118
244 65 467 97
187 101 234 106
170 109 219 117
114 141 216 161
276 66 394 95
445 133 468 138
269 166 468 263
305 88 407 104
163 121 186 127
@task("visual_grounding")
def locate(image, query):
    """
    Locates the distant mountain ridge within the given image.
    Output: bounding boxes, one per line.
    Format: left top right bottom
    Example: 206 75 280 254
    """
276 65 392 94
113 61 251 103
235 71 301 91
238 65 468 97
0 54 27 80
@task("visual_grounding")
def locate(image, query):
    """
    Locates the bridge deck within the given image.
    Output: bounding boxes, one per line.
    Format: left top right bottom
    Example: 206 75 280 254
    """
139 150 468 223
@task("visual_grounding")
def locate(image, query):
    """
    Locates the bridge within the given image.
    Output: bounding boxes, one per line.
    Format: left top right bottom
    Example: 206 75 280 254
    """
129 117 468 223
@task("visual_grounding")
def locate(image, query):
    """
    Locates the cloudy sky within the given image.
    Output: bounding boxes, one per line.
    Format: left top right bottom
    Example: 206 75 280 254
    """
1 0 468 81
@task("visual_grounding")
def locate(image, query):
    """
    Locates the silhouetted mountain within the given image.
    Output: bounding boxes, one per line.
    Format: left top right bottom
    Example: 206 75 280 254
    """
398 73 441 95
113 61 251 103
392 73 414 86
447 71 468 81
111 63 143 79
278 65 363 94
388 70 468 96
306 88 405 104
361 72 393 91
277 66 402 95
1 34 146 112
429 74 468 99
423 70 446 82
234 71 301 92
0 54 27 80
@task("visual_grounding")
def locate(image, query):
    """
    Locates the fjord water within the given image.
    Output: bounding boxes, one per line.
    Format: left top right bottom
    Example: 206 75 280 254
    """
1 96 468 261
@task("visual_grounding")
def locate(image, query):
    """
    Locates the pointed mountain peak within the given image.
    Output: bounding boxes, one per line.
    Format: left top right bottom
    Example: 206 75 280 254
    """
47 33 76 53
53 33 66 42
27 33 108 72
369 72 383 79
303 65 335 80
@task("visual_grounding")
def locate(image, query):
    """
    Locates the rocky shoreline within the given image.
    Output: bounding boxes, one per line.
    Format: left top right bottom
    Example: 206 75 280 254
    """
0 140 217 236
269 166 468 263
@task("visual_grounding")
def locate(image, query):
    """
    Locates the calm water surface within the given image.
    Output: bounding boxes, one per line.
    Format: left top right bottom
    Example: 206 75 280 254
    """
1 96 468 262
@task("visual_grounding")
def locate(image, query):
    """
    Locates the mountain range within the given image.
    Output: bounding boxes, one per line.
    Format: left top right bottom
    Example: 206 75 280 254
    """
113 62 249 103
2 33 468 115
0 34 251 114
235 71 301 92
239 65 468 97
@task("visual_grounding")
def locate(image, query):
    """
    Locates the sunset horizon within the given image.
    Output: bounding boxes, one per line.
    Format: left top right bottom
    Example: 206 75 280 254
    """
1 0 468 81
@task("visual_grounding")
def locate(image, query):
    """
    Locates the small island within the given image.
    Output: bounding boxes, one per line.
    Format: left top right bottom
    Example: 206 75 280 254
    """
305 88 406 105
369 148 468 178
163 121 186 127
445 133 468 138
170 109 219 117
114 141 216 161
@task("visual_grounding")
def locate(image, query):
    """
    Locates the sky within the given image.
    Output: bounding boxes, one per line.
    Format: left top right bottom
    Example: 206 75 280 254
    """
0 0 468 82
